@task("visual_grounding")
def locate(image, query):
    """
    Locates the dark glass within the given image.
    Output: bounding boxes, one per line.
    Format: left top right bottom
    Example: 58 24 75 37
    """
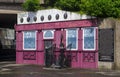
41 15 44 21
27 17 30 22
64 13 68 19
33 16 37 22
56 14 59 20
48 15 52 20
20 18 24 23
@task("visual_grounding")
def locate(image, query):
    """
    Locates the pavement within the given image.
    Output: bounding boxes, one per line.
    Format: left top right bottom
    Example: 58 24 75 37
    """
0 61 120 77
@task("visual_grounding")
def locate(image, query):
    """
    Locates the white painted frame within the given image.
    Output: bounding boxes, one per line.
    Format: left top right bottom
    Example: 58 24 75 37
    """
66 28 78 50
43 30 54 39
23 31 37 50
82 27 96 51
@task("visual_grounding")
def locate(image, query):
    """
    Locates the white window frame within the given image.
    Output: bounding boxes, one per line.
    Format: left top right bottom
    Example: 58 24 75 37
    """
43 30 54 39
66 28 78 50
82 27 96 51
23 31 37 50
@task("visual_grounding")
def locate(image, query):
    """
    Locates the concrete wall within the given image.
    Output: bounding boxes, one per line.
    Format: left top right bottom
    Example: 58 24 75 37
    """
114 21 120 69
98 18 120 70
98 18 116 29
98 18 115 69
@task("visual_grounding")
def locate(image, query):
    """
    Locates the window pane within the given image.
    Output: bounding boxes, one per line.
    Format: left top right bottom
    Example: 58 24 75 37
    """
67 29 77 50
83 28 95 50
44 30 53 37
44 30 54 39
23 31 36 50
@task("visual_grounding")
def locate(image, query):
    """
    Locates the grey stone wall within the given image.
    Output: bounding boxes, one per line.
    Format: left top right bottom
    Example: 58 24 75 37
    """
114 21 120 69
98 18 120 70
98 18 116 29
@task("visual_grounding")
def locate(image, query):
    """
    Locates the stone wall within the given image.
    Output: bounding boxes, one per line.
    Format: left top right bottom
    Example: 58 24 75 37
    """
114 21 120 69
98 18 116 29
98 18 114 70
98 18 120 70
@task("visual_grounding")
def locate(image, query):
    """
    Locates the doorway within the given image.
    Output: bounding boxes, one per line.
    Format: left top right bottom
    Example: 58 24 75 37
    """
44 40 54 67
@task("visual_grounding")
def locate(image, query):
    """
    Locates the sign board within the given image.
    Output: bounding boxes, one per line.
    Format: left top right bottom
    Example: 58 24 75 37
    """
99 29 114 62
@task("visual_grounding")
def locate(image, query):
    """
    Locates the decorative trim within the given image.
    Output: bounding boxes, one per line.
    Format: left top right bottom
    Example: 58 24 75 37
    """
64 13 68 19
56 14 59 20
20 18 23 23
48 15 52 20
33 16 37 22
43 30 54 39
17 9 95 25
40 15 44 21
27 17 30 22
23 51 36 60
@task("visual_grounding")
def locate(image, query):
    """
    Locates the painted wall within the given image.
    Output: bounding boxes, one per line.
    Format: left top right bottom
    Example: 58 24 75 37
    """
15 19 98 69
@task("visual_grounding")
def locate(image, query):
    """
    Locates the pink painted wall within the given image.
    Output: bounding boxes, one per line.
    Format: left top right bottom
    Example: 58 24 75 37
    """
15 19 97 31
37 52 44 65
16 52 23 64
54 29 61 48
15 19 98 69
16 31 23 51
80 52 98 69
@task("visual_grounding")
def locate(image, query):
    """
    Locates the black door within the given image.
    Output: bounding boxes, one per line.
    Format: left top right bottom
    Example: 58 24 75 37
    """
44 40 53 67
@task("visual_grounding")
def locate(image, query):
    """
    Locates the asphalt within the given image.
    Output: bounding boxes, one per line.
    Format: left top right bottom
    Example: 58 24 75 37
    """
0 61 120 77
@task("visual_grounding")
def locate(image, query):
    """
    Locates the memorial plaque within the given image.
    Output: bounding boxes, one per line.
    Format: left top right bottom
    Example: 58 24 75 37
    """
99 29 114 62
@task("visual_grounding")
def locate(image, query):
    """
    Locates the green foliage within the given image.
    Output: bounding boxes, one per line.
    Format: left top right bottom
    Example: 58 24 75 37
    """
80 0 120 18
22 0 41 11
54 0 81 11
53 0 120 18
22 0 120 18
44 0 56 7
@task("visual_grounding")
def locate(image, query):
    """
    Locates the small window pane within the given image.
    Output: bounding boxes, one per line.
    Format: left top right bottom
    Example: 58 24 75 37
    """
83 28 95 50
43 30 54 39
67 29 78 50
23 31 36 50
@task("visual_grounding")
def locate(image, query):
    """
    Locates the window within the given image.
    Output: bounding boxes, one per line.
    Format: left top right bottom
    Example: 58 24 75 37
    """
66 29 78 50
23 31 37 50
43 30 54 39
83 27 96 50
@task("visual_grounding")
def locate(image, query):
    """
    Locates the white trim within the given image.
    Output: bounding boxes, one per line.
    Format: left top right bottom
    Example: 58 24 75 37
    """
82 27 96 51
23 31 37 50
17 9 95 25
43 30 54 39
66 28 78 50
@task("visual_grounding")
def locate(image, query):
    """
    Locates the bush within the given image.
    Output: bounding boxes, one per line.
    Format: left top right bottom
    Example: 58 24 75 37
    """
22 0 41 11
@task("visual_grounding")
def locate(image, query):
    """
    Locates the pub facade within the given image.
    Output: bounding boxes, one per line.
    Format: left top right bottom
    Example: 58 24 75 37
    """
15 9 98 69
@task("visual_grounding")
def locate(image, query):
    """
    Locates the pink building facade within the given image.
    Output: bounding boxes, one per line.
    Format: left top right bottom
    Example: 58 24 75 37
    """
15 9 98 69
